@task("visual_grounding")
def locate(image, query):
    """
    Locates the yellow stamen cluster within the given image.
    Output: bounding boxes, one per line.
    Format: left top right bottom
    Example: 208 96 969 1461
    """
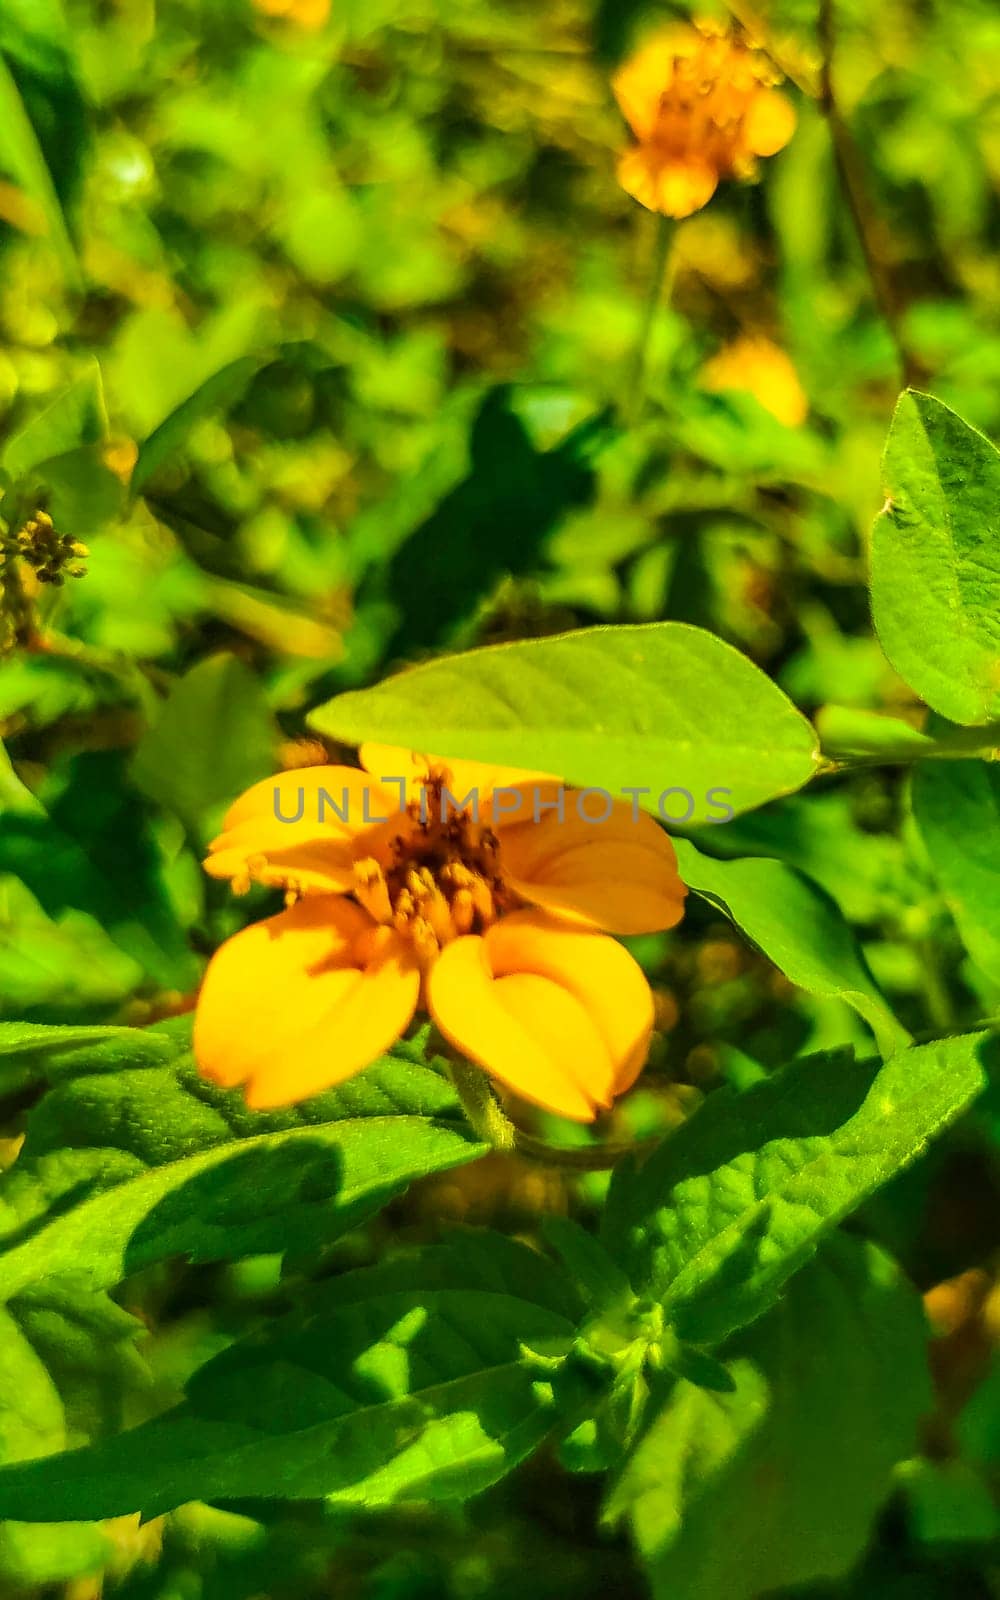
6 511 89 586
353 780 513 963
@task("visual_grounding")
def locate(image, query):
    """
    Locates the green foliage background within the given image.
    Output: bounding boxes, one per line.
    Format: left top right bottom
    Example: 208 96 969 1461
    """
1 0 1000 1596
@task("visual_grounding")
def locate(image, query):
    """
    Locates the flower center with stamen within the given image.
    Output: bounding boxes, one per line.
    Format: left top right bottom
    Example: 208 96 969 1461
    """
352 775 516 963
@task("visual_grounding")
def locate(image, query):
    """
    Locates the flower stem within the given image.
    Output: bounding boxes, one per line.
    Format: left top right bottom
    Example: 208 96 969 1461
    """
441 1047 664 1170
442 1054 518 1153
511 1128 663 1171
817 0 922 387
625 213 675 421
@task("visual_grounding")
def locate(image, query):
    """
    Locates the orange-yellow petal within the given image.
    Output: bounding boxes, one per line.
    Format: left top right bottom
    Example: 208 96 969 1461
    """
193 897 419 1108
498 799 687 935
204 815 358 894
221 766 401 836
742 88 796 157
427 935 610 1121
618 146 719 218
208 766 404 894
486 912 655 1093
428 911 655 1118
359 743 561 815
612 29 687 141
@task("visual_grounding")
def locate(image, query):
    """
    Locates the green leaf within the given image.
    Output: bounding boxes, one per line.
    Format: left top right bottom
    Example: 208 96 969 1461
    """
359 387 600 662
0 741 42 816
126 302 270 495
8 1284 150 1445
541 1216 633 1311
0 754 203 993
672 839 910 1055
0 1018 485 1301
131 355 261 494
816 704 936 761
912 760 1000 984
0 1019 171 1098
0 875 144 1015
0 23 81 288
130 654 278 839
0 1021 164 1060
2 364 107 483
871 391 1000 726
602 1031 991 1345
0 1237 578 1519
0 1301 111 1585
310 623 820 823
608 1235 930 1600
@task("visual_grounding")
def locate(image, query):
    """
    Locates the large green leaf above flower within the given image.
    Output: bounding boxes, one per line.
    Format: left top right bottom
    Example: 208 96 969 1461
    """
311 622 821 823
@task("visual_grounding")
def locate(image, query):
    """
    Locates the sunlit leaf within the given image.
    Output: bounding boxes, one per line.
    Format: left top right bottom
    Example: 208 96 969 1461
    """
602 1031 990 1344
311 623 820 822
871 391 1000 726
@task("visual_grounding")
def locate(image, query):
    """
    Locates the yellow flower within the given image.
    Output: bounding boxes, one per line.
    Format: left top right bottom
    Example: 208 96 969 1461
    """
701 334 808 426
613 20 796 218
253 0 330 29
194 746 687 1121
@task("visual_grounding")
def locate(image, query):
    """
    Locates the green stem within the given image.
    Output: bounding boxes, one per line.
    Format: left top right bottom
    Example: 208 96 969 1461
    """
816 724 1000 777
441 1049 664 1170
626 214 675 421
443 1055 518 1154
511 1129 663 1171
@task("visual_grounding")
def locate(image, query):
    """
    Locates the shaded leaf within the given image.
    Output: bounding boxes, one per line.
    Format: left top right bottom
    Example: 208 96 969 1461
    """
2 364 106 483
0 4 83 287
130 654 277 839
0 1238 577 1519
608 1236 930 1600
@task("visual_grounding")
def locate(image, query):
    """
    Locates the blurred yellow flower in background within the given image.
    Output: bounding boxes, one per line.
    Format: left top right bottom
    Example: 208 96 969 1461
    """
701 334 808 426
613 20 796 218
253 0 330 30
194 746 687 1121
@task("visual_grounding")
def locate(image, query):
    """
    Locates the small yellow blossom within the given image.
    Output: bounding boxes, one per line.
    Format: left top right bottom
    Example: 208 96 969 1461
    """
253 0 330 29
613 20 796 218
701 334 808 426
102 436 139 483
194 747 687 1121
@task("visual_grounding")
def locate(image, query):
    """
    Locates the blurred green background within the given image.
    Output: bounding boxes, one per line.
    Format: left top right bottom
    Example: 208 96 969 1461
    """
2 0 1000 1595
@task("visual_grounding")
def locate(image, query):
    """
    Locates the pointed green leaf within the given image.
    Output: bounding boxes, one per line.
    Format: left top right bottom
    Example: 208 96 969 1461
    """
602 1032 991 1345
0 1239 577 1519
131 356 261 494
310 623 820 823
872 391 1000 726
672 839 910 1055
609 1236 930 1600
130 654 277 838
0 48 80 288
912 759 1000 984
0 1019 484 1300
